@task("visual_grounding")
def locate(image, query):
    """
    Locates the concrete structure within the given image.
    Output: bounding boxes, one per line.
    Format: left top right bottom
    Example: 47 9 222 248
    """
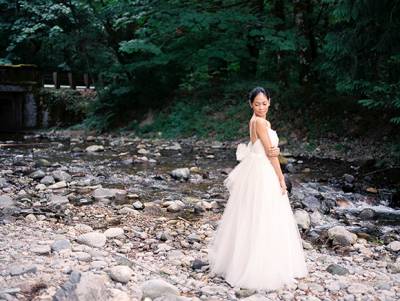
0 64 41 131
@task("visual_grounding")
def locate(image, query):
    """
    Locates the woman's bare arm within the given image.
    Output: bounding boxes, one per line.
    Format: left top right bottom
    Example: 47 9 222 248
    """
251 116 280 157
255 118 285 186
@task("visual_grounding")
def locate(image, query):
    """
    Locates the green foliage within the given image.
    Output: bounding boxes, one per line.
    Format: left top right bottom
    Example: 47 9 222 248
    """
39 88 95 126
319 0 400 123
133 98 249 140
0 0 399 137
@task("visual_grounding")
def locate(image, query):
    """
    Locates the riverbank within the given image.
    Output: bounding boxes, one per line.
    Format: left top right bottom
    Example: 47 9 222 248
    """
0 130 399 300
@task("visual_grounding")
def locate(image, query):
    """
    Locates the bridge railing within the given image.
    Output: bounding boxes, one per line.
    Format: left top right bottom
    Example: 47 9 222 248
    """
42 71 96 90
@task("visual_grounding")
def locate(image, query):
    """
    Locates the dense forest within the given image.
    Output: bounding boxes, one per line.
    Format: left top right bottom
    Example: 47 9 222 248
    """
0 0 399 139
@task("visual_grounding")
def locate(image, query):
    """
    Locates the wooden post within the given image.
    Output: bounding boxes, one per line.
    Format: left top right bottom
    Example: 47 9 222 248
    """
84 73 90 88
53 72 60 89
68 72 76 89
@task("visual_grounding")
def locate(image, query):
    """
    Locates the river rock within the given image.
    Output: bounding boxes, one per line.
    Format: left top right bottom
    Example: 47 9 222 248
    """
74 252 92 262
119 207 140 215
48 194 69 207
35 158 51 167
29 170 45 179
40 175 55 185
343 173 355 183
387 261 400 273
109 265 133 283
294 209 311 230
77 232 107 248
301 195 321 212
53 271 109 301
170 168 190 181
93 188 126 201
109 289 131 301
347 283 370 294
35 183 46 190
25 214 37 222
165 143 181 150
32 245 51 255
104 227 124 238
9 265 37 276
387 241 400 252
51 239 71 252
0 177 9 189
114 190 128 203
48 181 67 189
191 259 208 270
0 195 14 209
138 148 149 155
133 200 144 209
52 170 72 182
328 226 357 246
86 145 104 152
241 295 271 301
359 208 376 220
74 224 93 233
326 263 349 275
167 202 182 212
140 278 180 299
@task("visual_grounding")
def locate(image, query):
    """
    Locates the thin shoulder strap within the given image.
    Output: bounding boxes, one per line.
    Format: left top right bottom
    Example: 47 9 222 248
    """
253 118 258 139
250 117 258 141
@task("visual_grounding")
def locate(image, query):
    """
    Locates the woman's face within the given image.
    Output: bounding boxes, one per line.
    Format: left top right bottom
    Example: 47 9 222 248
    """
251 93 270 117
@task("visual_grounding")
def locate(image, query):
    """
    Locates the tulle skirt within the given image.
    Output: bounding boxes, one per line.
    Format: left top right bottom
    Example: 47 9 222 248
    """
207 151 308 290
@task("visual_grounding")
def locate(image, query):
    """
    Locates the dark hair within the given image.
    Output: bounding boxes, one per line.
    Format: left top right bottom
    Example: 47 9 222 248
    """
248 86 271 103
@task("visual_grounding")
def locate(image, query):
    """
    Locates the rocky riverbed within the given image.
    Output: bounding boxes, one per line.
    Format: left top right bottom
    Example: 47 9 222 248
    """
0 130 399 301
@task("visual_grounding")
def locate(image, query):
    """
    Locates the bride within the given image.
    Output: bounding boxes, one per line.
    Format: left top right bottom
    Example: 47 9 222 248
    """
207 87 308 290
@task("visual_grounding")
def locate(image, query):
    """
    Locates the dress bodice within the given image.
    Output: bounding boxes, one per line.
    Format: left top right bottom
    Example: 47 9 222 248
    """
236 128 279 161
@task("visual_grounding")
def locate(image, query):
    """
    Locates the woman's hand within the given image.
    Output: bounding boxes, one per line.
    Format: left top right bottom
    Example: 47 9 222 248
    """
279 178 287 195
267 146 280 157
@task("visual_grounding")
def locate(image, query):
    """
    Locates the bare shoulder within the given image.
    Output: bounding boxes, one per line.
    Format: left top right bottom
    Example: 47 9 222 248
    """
255 117 267 124
265 119 271 128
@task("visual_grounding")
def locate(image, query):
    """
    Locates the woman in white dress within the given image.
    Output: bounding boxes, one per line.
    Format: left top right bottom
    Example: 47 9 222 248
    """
207 87 308 290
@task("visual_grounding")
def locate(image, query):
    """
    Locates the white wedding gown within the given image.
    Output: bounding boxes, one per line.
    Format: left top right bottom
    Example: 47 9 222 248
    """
207 127 308 290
